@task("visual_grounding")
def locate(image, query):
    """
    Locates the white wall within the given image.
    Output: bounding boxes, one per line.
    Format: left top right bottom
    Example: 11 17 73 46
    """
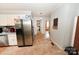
50 4 78 49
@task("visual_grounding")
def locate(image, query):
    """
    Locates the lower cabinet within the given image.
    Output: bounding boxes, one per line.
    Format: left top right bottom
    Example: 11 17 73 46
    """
8 33 17 45
0 35 8 46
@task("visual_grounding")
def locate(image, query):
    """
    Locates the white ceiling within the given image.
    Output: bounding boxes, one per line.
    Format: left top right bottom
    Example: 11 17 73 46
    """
0 3 63 17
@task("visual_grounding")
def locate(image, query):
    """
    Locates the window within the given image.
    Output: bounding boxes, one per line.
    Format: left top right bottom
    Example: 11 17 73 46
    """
53 18 58 29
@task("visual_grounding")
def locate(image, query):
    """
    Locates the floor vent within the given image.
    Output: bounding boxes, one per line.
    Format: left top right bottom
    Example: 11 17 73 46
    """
51 42 54 46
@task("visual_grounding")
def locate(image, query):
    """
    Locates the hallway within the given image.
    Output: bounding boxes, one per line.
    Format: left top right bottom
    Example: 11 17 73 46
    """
0 32 66 55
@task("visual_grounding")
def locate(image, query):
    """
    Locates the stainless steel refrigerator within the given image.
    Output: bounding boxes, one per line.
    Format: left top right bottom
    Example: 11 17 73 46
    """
15 19 33 47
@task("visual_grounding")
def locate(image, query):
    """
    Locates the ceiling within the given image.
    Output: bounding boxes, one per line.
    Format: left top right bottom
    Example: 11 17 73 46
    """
0 3 63 17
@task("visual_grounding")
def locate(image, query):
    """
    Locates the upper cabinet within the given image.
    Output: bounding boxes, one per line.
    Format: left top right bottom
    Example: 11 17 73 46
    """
0 15 15 26
7 18 15 26
0 11 32 26
0 18 15 26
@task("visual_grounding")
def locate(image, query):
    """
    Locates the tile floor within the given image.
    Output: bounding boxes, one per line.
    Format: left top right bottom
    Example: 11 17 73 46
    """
0 32 66 55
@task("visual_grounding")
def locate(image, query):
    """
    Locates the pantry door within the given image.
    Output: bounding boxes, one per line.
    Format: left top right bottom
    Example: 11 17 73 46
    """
74 16 79 51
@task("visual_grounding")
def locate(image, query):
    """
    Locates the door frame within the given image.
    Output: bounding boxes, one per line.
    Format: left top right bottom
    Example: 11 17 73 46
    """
71 16 78 46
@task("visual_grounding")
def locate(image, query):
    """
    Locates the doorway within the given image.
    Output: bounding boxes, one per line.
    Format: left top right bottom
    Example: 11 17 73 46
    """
45 20 50 39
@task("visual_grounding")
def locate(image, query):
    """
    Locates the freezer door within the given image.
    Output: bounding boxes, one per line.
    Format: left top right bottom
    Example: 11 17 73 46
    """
16 20 24 47
16 29 24 46
22 20 33 45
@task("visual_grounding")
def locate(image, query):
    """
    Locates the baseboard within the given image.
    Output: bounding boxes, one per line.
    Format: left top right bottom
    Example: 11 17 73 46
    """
50 39 64 50
9 45 18 46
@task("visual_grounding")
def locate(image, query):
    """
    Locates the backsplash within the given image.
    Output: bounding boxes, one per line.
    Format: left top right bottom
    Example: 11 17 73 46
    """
0 26 16 33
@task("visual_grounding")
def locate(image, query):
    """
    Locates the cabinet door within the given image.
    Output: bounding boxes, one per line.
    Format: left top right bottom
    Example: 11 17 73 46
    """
0 35 8 46
0 19 15 26
7 19 15 26
0 20 3 26
8 34 17 45
0 20 7 26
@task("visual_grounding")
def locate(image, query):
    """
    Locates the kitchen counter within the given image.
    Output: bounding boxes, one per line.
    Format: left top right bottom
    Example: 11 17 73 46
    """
0 32 7 35
0 32 16 34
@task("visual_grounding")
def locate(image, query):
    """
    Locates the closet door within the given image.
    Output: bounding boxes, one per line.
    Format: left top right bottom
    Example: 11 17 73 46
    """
74 16 79 51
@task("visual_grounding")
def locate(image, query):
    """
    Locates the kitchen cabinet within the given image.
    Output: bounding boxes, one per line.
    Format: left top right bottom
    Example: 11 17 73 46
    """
0 19 15 26
7 19 15 26
8 33 17 45
0 20 6 26
0 34 9 46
